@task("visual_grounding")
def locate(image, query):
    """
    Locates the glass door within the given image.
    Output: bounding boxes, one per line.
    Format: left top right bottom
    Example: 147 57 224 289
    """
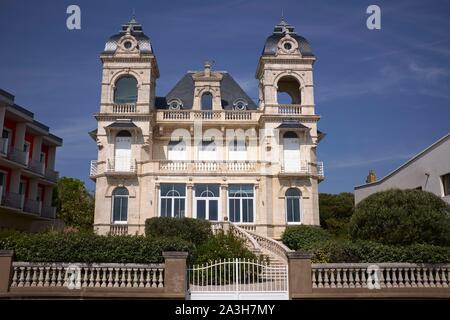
194 184 220 221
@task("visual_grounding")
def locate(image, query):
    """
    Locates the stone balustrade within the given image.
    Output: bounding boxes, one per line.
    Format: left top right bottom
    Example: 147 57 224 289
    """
248 231 294 264
157 110 260 122
11 262 165 289
312 263 450 289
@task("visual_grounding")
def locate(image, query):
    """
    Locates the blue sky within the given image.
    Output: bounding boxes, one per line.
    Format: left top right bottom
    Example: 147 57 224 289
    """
0 0 449 193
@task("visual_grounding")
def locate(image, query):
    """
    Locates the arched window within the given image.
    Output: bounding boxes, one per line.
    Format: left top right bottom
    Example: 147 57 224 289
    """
160 184 186 218
201 92 213 110
285 188 301 223
228 138 247 161
115 130 132 172
276 75 301 104
168 140 186 160
114 76 138 104
283 131 300 172
112 187 129 223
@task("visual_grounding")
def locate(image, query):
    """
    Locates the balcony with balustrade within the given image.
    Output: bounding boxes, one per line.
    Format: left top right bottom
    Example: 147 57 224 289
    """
1 192 25 210
44 168 59 182
280 161 325 179
23 199 42 215
27 159 45 176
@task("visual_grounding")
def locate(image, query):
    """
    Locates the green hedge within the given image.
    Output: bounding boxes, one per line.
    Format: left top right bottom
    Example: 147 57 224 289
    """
350 189 450 246
193 231 257 264
281 225 332 251
0 230 193 263
309 239 450 264
145 217 212 246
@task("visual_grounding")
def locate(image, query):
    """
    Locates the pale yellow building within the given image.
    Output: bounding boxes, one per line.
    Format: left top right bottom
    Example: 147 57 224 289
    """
90 18 325 239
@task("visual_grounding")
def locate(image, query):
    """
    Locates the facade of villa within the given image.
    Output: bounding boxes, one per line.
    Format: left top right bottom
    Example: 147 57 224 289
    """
0 88 62 232
90 18 325 239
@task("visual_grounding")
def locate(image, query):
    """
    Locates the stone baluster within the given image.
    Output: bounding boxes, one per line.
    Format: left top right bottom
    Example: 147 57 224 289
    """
120 268 127 288
317 269 323 288
133 269 139 287
152 268 157 288
330 269 336 288
391 268 398 288
11 268 18 287
311 270 317 288
348 269 355 288
434 268 441 287
428 268 435 287
113 268 120 288
158 269 164 288
43 267 50 287
404 268 411 287
56 267 63 287
31 267 38 286
126 268 132 288
385 268 392 288
410 268 417 287
355 268 361 288
101 268 107 287
139 268 145 288
107 268 113 287
336 269 342 288
145 269 151 288
361 268 367 288
342 269 348 288
95 267 101 287
324 268 329 288
422 268 429 287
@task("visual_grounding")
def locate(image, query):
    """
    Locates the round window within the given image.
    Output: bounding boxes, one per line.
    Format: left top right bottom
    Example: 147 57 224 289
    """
123 41 133 49
283 42 292 50
169 101 181 110
234 101 247 110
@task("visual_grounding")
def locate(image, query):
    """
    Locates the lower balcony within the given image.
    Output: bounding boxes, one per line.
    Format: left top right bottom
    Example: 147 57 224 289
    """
41 206 56 219
23 199 42 215
44 168 59 182
1 192 25 210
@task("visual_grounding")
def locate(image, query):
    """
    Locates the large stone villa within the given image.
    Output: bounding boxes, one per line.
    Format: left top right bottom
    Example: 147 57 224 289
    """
89 18 325 239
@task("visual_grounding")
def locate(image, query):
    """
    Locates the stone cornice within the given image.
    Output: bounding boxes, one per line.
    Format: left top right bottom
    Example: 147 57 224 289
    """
94 114 153 121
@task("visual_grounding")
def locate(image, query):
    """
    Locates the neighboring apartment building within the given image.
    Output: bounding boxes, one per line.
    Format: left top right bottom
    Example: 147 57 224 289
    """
90 18 325 239
0 89 63 231
355 133 450 204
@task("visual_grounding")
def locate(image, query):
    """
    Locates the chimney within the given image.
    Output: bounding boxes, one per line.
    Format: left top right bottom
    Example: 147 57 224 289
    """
204 61 211 77
366 170 377 183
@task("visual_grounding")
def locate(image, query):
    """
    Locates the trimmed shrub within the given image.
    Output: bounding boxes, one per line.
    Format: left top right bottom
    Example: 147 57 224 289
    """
308 239 450 264
319 192 354 236
281 225 332 251
0 230 193 263
145 217 212 246
349 189 450 246
193 231 257 265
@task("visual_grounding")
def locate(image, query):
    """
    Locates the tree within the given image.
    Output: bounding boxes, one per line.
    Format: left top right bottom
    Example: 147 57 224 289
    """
349 189 450 246
53 177 94 231
319 192 354 236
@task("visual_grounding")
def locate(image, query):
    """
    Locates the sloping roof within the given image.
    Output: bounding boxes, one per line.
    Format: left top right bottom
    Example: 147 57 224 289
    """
157 72 257 110
355 132 450 190
105 120 138 129
276 120 309 129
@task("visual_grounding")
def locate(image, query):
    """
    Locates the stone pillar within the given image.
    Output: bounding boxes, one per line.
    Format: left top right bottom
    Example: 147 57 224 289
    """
43 185 53 207
287 251 313 299
186 183 193 218
9 169 21 194
28 179 38 200
162 251 188 298
221 184 228 221
154 183 160 217
0 250 14 293
31 136 43 162
13 122 26 150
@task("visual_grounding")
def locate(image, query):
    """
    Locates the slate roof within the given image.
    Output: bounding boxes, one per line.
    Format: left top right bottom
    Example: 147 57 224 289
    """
262 19 314 57
155 72 257 110
276 120 310 130
103 18 153 54
105 120 138 129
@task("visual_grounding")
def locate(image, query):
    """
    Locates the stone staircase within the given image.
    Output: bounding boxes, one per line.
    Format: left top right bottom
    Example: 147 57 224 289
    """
225 223 294 266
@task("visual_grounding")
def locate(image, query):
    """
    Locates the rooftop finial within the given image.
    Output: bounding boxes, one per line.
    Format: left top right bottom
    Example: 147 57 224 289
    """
129 8 137 24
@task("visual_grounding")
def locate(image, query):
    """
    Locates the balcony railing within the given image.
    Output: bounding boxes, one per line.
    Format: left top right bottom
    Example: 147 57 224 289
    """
41 206 56 219
107 158 137 174
45 168 59 182
158 160 260 174
158 110 259 122
90 160 98 177
277 104 302 115
112 103 136 113
7 148 28 166
2 192 25 210
28 159 45 175
23 199 42 215
0 138 9 156
317 161 324 179
280 161 325 177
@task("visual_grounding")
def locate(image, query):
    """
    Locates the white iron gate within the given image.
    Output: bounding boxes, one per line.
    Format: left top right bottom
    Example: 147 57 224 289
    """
187 258 289 300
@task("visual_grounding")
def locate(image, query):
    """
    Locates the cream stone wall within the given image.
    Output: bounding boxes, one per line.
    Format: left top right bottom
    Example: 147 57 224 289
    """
92 26 323 239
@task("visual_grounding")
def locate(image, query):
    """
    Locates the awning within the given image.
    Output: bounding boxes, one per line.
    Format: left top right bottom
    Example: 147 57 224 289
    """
276 120 310 131
104 119 141 134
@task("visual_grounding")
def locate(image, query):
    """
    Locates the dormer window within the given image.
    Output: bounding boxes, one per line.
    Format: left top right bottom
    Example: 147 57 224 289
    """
168 99 183 110
233 99 248 111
